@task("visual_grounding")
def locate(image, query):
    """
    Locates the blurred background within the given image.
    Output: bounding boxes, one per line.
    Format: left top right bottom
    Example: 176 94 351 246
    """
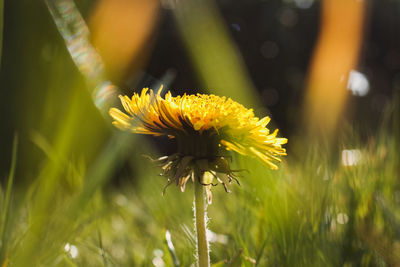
1 0 400 176
0 0 400 266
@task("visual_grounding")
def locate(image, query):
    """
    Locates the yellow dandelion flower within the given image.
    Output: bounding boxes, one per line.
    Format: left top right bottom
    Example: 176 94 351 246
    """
109 86 287 201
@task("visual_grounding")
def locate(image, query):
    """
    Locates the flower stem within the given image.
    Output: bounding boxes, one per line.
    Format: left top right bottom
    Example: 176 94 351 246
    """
194 177 210 267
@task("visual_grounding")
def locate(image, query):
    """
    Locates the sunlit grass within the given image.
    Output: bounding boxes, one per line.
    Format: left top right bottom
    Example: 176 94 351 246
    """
2 1 399 266
1 104 399 266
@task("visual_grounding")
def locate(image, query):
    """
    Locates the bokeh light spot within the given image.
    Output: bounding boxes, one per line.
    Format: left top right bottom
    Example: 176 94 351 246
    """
294 0 314 9
336 213 349 225
279 8 298 27
341 149 362 166
347 70 370 97
260 41 279 59
262 87 280 107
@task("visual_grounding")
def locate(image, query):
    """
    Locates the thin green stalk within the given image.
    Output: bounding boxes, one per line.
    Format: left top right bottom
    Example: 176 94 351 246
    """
194 174 210 267
98 230 108 267
0 134 18 258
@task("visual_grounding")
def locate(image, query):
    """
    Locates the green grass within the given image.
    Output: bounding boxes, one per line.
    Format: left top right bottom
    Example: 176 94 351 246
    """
2 1 399 266
1 105 399 266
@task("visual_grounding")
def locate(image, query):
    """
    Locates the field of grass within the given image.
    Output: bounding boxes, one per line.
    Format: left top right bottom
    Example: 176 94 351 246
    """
1 0 400 266
1 101 399 266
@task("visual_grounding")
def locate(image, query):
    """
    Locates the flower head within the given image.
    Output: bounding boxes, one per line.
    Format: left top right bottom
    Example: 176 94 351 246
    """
110 86 287 201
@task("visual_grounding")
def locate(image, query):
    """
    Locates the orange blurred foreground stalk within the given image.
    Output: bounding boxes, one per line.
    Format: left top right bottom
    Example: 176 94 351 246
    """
89 0 160 81
303 0 365 140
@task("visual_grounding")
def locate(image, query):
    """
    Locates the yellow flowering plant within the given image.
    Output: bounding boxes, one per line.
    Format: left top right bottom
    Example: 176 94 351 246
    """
109 86 287 267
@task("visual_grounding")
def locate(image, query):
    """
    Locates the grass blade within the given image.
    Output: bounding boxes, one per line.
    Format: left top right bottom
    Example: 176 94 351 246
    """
0 134 18 259
165 230 180 267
